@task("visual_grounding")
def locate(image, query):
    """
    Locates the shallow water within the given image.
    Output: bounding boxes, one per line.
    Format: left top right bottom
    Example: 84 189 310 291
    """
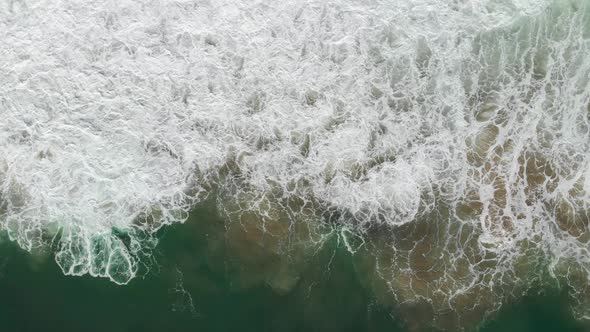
2 0 590 330
0 205 587 332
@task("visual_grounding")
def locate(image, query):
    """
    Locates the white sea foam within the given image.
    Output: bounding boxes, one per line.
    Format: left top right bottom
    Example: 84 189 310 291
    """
0 0 589 322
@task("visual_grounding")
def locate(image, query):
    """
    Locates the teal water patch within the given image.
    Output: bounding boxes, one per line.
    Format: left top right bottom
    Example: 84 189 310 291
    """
479 291 589 332
0 204 400 332
0 204 587 332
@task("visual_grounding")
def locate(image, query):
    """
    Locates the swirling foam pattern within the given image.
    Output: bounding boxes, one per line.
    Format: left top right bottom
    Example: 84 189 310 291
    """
1 0 589 328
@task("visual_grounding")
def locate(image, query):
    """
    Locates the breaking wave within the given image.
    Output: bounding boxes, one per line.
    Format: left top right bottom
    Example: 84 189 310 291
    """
1 0 589 329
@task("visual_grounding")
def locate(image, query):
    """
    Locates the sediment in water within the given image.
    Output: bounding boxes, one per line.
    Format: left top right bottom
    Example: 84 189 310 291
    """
0 0 590 330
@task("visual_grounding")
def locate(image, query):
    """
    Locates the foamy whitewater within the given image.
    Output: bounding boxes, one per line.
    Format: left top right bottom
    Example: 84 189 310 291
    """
1 0 589 329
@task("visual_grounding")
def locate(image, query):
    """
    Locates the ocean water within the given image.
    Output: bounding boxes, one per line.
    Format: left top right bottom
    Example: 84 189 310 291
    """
1 0 590 331
0 204 587 332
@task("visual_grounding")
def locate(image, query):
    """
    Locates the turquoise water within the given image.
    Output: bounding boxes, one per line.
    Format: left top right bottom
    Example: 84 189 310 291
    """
2 1 590 331
0 204 587 332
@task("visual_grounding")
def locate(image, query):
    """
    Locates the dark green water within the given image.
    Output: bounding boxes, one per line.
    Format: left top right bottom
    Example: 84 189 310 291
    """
0 204 587 332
